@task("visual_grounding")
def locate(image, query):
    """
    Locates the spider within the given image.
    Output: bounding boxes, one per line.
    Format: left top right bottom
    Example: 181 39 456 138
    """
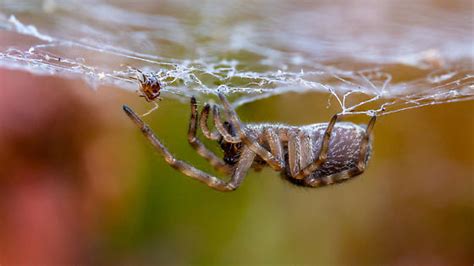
123 94 376 192
128 67 162 116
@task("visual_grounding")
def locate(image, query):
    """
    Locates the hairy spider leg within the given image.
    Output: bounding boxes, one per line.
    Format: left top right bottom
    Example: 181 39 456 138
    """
262 127 285 164
298 130 313 176
212 105 241 143
293 114 339 179
187 97 231 174
123 105 255 192
217 93 285 171
287 128 303 178
305 116 376 187
199 104 221 140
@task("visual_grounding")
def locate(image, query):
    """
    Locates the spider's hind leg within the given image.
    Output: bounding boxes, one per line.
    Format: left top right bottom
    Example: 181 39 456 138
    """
294 114 339 179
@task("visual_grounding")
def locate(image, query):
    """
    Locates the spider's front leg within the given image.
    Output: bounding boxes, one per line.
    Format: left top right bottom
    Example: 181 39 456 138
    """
187 97 231 174
216 93 285 171
123 105 254 192
199 103 221 141
212 105 241 143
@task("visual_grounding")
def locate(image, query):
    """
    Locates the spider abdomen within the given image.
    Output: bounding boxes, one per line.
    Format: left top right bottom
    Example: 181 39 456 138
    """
292 123 370 186
244 122 371 187
308 123 370 175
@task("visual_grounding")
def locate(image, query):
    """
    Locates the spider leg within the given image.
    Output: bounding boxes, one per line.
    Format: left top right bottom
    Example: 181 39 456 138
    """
199 103 221 141
227 146 256 190
123 105 254 192
188 97 232 174
263 128 284 163
217 93 284 171
287 129 302 178
294 114 338 179
305 116 377 187
141 101 159 117
299 130 314 176
212 105 241 143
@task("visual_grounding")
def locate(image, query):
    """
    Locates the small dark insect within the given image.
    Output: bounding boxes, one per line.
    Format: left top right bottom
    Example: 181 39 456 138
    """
123 94 376 192
130 68 162 116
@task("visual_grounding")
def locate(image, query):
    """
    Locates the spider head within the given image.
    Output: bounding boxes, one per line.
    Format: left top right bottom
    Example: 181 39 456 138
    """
219 121 243 165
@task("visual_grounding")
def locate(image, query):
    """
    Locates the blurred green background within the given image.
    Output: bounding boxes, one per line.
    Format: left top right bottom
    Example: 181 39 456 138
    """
0 69 472 265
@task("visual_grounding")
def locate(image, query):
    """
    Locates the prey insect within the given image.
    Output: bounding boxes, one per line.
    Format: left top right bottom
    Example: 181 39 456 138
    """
123 94 376 192
128 67 162 116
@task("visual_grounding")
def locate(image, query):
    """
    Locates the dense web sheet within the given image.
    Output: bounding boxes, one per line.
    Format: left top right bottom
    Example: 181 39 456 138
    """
0 0 472 116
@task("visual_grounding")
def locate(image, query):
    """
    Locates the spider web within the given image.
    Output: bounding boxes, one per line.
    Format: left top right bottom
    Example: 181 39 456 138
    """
0 0 472 116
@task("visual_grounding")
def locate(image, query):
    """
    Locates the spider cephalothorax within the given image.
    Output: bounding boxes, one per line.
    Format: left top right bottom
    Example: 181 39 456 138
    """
123 94 376 191
220 140 244 166
217 121 243 165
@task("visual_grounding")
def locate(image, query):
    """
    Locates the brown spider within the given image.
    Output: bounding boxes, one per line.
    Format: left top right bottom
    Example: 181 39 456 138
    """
129 67 162 116
123 94 376 192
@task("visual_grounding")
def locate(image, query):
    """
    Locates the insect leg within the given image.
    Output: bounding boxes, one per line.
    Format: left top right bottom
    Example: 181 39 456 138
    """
188 97 232 174
123 105 240 191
